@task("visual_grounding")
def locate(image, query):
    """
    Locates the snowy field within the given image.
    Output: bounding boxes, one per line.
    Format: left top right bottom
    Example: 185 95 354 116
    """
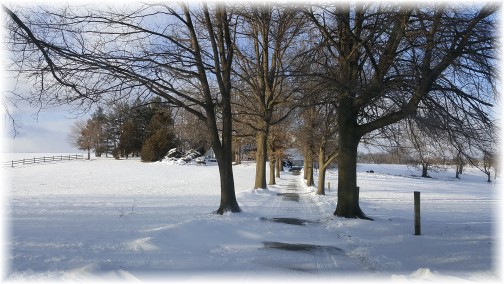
1 154 502 282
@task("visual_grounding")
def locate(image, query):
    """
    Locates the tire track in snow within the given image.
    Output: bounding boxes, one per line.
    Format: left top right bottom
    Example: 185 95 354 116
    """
294 176 343 274
256 173 348 274
232 172 372 277
217 185 286 279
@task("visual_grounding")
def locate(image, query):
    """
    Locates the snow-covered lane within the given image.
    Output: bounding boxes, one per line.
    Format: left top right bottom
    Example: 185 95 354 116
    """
4 158 500 281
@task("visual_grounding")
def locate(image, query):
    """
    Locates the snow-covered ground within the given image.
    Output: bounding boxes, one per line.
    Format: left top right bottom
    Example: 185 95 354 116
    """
1 155 501 282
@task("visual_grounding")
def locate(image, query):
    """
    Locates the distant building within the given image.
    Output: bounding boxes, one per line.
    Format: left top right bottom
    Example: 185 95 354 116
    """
284 148 303 167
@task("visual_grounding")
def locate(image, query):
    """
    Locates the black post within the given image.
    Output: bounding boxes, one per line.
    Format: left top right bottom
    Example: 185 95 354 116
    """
414 191 421 235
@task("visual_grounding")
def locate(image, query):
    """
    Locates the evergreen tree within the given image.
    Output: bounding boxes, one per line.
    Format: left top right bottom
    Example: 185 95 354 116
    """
118 118 142 158
141 108 177 162
90 107 108 157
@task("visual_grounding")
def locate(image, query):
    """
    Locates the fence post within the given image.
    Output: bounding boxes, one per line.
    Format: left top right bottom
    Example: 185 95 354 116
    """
414 191 421 235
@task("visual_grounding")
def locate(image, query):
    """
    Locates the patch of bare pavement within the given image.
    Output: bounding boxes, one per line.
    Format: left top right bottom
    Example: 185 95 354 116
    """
255 171 366 275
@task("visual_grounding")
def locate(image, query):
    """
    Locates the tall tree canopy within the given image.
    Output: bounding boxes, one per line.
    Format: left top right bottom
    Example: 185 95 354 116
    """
233 4 305 189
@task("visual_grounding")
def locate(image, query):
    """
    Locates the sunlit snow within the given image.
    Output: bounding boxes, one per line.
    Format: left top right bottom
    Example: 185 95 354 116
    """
2 154 501 282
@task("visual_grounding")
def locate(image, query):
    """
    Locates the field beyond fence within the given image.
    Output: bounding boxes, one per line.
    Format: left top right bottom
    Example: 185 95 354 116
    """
5 154 85 168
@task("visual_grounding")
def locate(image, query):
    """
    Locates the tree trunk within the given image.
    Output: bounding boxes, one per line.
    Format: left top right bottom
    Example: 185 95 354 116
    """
235 151 241 165
213 130 241 213
234 140 241 165
456 151 463 176
276 156 281 178
317 165 326 195
254 129 268 189
317 146 325 195
334 106 370 220
269 157 276 185
421 162 430 178
205 91 241 214
87 148 91 160
317 146 328 195
303 146 308 180
268 140 276 185
306 152 314 187
214 148 241 214
317 142 338 195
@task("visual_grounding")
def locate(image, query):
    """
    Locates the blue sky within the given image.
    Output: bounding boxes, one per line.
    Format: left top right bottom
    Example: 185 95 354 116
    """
1 43 87 153
2 104 86 153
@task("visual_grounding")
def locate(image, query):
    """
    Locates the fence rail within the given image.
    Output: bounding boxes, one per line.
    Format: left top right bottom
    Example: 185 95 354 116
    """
5 154 85 168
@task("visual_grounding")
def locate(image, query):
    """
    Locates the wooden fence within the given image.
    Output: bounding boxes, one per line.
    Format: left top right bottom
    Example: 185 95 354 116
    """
5 154 85 168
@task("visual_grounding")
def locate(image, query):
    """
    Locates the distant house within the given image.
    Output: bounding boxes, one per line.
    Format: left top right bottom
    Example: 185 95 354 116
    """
284 148 303 167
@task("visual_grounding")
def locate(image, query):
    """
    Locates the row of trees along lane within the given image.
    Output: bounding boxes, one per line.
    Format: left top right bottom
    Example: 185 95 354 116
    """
267 124 291 185
3 3 497 219
233 4 305 189
294 76 340 195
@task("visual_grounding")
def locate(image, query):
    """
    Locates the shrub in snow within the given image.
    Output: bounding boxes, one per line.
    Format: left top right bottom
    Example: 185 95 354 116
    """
141 109 178 162
141 130 176 162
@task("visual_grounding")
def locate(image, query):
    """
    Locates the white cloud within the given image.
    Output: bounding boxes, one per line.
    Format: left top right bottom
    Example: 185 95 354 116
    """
2 106 87 153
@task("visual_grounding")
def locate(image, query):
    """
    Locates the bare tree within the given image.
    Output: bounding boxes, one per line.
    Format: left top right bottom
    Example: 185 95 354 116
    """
230 113 256 165
297 105 317 187
401 119 450 178
295 92 338 194
482 150 495 183
4 3 497 220
174 108 210 153
3 3 241 214
306 4 497 219
2 99 21 138
233 4 305 189
315 104 339 195
68 119 97 160
267 124 290 185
